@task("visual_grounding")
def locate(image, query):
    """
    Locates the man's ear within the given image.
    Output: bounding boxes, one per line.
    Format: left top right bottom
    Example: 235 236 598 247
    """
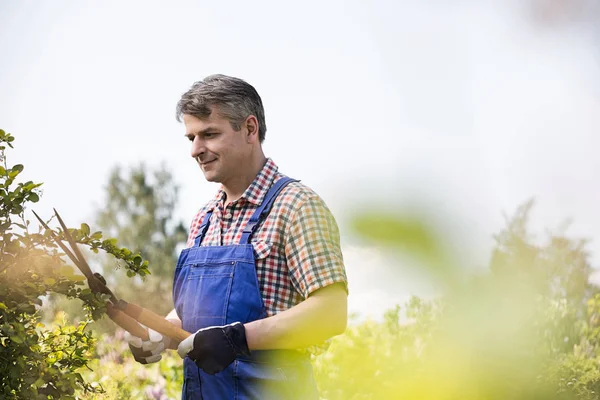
245 115 260 144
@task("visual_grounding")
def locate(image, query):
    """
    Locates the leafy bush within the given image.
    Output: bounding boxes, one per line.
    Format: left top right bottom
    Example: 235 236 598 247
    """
0 129 150 399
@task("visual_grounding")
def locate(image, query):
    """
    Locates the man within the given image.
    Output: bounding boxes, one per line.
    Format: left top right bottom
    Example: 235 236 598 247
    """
126 74 348 399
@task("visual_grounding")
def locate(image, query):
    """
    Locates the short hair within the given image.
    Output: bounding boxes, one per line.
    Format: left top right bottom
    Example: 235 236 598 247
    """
176 74 267 143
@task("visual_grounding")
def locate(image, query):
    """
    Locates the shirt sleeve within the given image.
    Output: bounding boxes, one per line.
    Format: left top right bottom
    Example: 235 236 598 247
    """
285 194 348 298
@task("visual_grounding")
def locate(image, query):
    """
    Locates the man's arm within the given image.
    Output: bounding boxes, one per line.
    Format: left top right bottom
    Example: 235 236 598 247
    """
176 193 349 373
244 282 347 350
244 192 349 350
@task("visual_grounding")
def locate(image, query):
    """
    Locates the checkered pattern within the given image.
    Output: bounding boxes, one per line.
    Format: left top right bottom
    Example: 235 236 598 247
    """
186 158 347 317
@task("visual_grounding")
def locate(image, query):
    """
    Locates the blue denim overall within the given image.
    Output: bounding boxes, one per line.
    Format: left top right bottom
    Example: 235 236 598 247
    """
173 176 319 400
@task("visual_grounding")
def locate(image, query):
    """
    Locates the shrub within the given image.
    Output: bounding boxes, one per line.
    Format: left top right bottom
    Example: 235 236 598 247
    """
0 129 150 399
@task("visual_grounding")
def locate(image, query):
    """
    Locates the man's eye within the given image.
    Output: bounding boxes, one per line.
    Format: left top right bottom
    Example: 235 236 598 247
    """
205 133 214 138
187 136 194 142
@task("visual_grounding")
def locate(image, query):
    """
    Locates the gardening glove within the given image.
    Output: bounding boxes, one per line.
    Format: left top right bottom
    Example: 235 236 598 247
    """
177 322 250 375
125 326 172 364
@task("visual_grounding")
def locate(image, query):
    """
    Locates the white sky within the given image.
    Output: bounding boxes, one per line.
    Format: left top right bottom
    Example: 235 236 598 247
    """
2 0 599 319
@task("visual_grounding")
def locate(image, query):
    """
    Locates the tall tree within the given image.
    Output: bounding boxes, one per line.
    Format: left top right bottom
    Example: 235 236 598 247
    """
490 199 593 306
95 162 188 315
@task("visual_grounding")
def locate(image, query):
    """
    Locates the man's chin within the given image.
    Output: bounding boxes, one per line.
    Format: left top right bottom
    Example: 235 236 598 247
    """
201 172 220 183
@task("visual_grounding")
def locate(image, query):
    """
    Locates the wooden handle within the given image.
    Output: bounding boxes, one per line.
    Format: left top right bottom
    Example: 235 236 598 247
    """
118 300 191 344
106 303 150 341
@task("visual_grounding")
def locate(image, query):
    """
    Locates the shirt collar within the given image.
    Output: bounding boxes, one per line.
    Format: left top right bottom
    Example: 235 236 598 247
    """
212 158 279 208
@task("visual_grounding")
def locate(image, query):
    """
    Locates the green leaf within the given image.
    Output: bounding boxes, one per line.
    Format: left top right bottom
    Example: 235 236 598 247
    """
80 223 90 236
0 302 7 310
126 270 135 277
12 164 24 173
102 238 118 247
23 182 41 191
28 192 39 203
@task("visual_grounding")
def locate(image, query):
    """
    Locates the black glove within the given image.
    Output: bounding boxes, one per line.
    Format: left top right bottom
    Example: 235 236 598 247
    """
177 322 250 375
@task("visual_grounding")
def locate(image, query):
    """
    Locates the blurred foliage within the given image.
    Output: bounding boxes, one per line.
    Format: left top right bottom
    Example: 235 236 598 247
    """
313 201 599 399
0 130 151 398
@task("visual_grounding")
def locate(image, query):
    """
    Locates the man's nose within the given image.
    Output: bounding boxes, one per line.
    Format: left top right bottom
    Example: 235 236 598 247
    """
191 137 205 158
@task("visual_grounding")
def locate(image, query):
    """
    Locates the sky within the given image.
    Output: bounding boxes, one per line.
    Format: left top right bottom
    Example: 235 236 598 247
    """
1 0 599 319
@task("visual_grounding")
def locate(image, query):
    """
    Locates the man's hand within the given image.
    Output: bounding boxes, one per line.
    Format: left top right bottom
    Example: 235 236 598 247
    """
177 322 250 375
125 327 172 364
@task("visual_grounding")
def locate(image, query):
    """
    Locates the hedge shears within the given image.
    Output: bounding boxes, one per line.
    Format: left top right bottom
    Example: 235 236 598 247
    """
33 209 191 344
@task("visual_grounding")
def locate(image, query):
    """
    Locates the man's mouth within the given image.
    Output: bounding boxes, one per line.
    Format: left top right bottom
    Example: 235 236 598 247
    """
199 159 216 166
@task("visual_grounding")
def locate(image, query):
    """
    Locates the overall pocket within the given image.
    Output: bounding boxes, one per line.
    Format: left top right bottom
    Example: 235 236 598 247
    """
225 242 273 325
181 261 235 332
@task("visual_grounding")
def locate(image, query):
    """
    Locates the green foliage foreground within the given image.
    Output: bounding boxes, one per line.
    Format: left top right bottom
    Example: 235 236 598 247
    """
0 131 150 399
2 128 600 399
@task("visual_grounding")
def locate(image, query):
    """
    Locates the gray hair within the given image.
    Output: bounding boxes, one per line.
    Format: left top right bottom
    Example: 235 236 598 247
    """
176 74 267 143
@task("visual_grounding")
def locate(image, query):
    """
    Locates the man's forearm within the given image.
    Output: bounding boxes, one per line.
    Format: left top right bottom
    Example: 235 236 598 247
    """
244 283 347 351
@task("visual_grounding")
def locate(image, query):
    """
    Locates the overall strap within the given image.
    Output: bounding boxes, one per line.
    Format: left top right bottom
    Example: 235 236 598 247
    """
193 211 213 247
240 176 297 244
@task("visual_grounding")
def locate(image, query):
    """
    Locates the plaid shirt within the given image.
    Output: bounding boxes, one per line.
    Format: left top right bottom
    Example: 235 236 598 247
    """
186 158 347 318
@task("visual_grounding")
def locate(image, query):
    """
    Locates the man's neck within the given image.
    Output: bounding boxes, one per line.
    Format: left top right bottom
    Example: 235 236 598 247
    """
222 154 267 206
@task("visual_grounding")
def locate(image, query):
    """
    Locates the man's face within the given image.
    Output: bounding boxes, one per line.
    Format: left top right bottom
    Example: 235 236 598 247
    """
183 110 251 184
